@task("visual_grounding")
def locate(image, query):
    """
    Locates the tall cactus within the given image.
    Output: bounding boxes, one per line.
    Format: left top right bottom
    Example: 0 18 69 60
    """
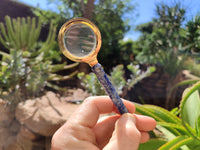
0 16 42 51
0 16 78 104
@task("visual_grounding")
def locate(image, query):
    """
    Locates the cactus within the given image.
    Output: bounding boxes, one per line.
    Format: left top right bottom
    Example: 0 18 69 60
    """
0 16 78 104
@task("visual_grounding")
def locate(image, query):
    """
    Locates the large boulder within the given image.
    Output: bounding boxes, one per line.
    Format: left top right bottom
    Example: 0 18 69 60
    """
16 91 80 136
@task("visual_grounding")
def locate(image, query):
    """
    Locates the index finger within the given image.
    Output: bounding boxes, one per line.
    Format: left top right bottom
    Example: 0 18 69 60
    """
68 96 135 128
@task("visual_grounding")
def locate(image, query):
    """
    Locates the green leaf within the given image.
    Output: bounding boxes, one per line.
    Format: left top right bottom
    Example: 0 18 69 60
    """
135 104 165 122
143 105 181 124
180 81 200 139
12 18 20 49
196 115 200 137
157 122 188 135
27 17 36 49
0 51 10 58
46 82 66 91
5 16 16 47
50 63 79 73
0 22 9 42
135 104 182 136
182 89 200 129
169 137 194 150
48 71 78 81
169 79 200 98
157 125 177 141
138 139 166 150
158 136 189 150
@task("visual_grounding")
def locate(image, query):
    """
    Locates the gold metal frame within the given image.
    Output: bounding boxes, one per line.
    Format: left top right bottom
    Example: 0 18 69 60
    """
58 18 102 67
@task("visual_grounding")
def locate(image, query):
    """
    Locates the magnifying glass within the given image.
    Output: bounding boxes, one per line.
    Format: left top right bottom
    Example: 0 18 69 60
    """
58 18 128 114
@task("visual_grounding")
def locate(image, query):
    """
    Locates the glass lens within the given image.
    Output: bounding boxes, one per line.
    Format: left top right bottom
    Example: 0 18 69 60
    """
63 23 96 57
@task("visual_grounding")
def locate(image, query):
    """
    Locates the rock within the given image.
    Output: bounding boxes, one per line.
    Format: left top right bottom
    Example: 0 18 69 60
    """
9 119 20 134
16 92 80 136
2 136 22 150
64 88 90 102
0 128 14 144
18 125 40 141
17 134 32 150
0 99 14 124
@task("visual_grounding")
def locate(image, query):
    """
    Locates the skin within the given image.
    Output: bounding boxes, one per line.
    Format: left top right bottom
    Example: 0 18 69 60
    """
51 96 156 150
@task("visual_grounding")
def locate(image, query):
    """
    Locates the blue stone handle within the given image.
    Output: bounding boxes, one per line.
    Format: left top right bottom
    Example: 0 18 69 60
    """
92 63 128 114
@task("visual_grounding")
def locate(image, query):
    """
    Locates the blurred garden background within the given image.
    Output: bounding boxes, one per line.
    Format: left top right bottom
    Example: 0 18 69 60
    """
0 0 200 149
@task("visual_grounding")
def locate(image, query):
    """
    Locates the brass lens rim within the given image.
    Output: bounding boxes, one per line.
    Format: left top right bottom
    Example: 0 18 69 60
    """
58 18 101 66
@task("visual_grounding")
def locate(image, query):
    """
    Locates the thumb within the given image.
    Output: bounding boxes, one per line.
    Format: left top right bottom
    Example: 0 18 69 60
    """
103 113 141 150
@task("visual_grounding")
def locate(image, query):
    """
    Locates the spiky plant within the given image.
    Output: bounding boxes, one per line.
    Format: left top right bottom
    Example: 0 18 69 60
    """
136 81 200 150
0 16 78 104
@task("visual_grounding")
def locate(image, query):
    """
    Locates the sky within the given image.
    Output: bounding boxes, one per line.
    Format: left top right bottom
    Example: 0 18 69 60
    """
18 0 200 40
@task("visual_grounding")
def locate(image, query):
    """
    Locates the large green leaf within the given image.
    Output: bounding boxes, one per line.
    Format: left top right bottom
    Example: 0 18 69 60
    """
180 81 200 139
143 105 181 123
158 136 190 150
135 104 183 136
135 104 180 123
182 89 200 129
138 139 166 150
157 125 177 141
157 122 188 135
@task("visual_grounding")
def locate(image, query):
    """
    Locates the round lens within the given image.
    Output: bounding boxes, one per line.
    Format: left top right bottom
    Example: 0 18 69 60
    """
63 23 97 57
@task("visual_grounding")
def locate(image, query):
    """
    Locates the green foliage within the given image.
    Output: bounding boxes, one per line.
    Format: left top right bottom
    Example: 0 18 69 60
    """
78 64 155 96
157 49 186 78
118 39 140 64
32 7 66 30
138 139 167 150
136 81 200 150
185 15 200 63
77 65 126 96
135 2 187 78
46 0 137 70
77 72 105 96
186 15 200 53
0 16 78 104
109 64 126 94
93 0 136 68
135 4 200 75
127 63 156 89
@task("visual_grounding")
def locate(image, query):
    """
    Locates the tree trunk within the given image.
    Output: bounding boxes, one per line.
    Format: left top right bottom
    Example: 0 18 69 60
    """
165 72 185 110
79 0 95 74
84 0 95 20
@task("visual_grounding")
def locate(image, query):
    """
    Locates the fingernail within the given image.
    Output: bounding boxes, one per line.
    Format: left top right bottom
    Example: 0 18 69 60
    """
122 113 136 124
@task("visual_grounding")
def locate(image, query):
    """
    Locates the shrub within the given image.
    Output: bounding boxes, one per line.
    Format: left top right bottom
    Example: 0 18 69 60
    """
77 64 155 96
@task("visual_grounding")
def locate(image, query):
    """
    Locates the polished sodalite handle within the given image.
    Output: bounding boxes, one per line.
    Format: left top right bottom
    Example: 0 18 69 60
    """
92 63 128 114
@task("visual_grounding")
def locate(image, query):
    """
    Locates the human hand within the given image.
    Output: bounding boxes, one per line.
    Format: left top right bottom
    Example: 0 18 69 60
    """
51 96 156 150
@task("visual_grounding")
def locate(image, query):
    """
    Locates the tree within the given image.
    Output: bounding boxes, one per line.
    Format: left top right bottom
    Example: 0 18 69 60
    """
47 0 136 71
136 2 186 73
186 15 200 53
135 2 188 109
